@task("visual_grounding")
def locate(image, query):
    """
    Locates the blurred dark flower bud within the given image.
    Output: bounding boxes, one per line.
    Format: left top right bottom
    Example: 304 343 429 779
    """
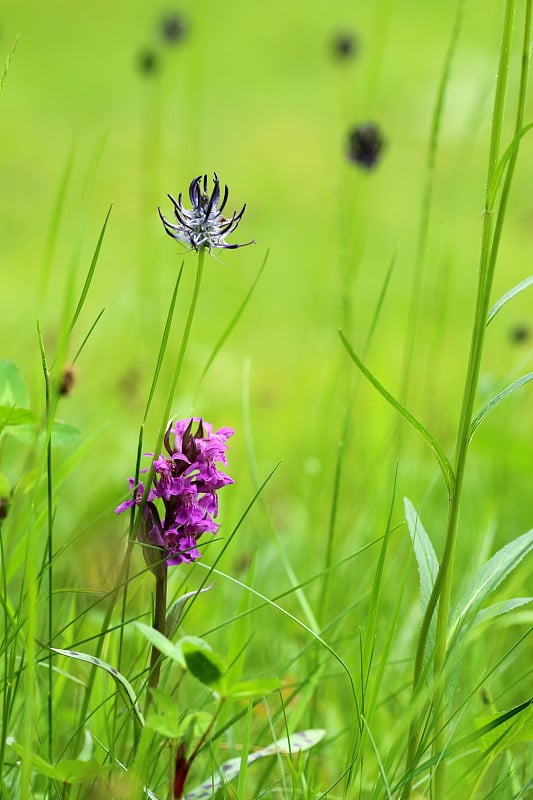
59 365 76 397
346 123 385 170
0 496 9 521
509 323 530 344
332 31 359 61
160 12 187 45
138 49 159 76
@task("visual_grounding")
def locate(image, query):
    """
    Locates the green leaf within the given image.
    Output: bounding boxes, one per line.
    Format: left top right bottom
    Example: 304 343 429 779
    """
226 678 281 700
0 35 19 95
135 621 186 667
0 406 36 428
339 331 454 495
69 203 113 331
404 498 439 615
184 729 326 800
488 123 533 208
166 583 215 640
487 273 533 326
51 647 144 729
7 420 81 447
476 701 533 756
473 596 532 627
146 692 210 740
179 636 227 690
470 372 533 440
0 472 10 498
448 530 533 651
0 360 29 408
7 740 109 784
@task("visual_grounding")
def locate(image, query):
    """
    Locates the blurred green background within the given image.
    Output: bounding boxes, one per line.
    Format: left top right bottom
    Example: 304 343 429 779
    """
1 0 532 590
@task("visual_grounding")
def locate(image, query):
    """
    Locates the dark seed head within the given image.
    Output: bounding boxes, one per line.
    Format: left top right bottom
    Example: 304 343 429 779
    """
332 31 359 61
0 496 9 521
509 323 530 344
59 365 76 397
346 123 385 170
160 12 187 45
138 49 159 76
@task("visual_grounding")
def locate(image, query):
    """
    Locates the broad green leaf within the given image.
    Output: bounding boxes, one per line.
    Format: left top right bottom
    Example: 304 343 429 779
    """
0 406 36 428
226 678 281 700
166 583 214 640
339 331 454 495
448 530 533 650
404 498 439 615
51 647 144 729
179 636 226 690
7 740 108 784
487 273 533 325
473 596 532 627
184 729 326 800
470 372 533 440
135 621 186 667
7 419 81 447
0 360 29 407
146 692 210 740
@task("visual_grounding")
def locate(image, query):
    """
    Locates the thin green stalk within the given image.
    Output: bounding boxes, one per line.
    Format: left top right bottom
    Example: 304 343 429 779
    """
141 248 206 508
400 0 465 406
432 2 526 795
44 360 53 766
145 572 168 715
403 0 529 795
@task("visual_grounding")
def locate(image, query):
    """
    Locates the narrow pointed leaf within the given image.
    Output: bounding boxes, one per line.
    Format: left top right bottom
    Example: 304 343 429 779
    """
51 647 144 728
487 273 533 325
166 583 214 639
135 621 186 667
473 596 532 627
488 123 533 208
70 204 113 331
7 741 109 784
339 331 454 494
448 530 533 650
470 372 533 439
184 729 326 800
226 678 281 700
404 498 439 615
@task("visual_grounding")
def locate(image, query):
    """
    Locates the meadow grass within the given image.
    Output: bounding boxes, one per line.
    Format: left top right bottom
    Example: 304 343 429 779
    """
1 0 532 798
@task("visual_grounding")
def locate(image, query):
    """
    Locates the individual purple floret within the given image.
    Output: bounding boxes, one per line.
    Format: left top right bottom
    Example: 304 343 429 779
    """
115 418 233 569
159 173 255 252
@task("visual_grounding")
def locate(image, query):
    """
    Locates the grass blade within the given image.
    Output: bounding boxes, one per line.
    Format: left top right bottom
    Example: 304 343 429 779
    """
404 498 439 616
69 203 113 332
469 372 533 439
487 273 533 325
447 529 533 651
339 330 454 494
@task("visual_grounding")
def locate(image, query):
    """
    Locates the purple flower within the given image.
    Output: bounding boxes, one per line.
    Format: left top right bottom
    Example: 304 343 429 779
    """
159 173 255 252
115 417 234 570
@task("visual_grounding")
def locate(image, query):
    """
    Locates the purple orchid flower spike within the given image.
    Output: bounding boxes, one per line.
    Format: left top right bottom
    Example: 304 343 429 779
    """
115 417 234 572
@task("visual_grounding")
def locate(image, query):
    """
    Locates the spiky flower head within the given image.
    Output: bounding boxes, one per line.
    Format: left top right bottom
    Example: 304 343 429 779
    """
346 123 385 170
115 417 234 572
159 173 254 252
